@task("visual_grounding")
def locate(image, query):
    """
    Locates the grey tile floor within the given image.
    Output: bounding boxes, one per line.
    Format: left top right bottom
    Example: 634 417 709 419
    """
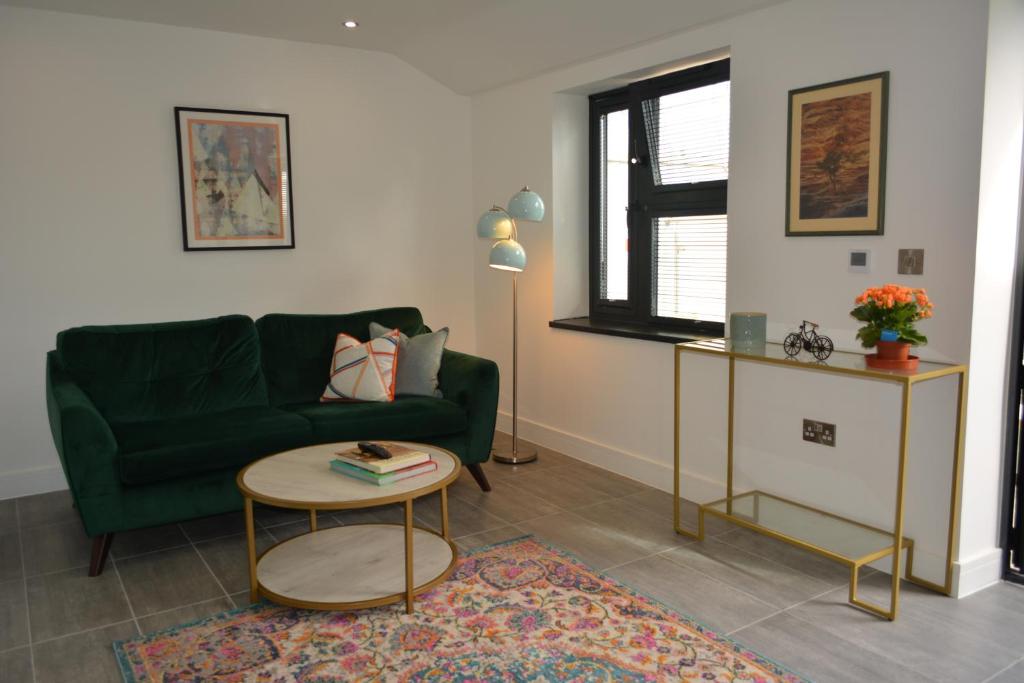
2 432 1023 682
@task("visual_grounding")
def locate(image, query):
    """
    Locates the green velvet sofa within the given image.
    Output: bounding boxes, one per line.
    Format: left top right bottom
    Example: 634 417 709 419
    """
45 307 499 576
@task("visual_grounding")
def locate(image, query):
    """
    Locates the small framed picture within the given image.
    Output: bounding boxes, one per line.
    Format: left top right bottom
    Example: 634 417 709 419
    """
785 72 888 236
174 107 295 251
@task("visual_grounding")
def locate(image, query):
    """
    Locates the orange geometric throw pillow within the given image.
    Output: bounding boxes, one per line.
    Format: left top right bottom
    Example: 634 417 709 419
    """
320 329 400 402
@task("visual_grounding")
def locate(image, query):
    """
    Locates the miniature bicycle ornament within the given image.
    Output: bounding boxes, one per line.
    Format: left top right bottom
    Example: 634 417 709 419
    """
783 320 834 361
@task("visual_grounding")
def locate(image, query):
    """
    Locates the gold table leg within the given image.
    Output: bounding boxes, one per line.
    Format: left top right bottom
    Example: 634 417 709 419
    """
726 355 735 515
440 487 449 540
244 496 258 604
887 381 912 620
906 370 968 596
849 382 913 621
404 498 414 614
309 509 317 532
673 347 705 541
848 563 894 619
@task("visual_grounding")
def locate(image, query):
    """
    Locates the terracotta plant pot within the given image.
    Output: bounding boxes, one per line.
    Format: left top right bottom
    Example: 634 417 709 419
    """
866 340 920 371
876 340 911 361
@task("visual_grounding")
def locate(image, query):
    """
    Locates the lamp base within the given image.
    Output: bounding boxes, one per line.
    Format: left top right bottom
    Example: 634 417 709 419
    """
492 445 538 465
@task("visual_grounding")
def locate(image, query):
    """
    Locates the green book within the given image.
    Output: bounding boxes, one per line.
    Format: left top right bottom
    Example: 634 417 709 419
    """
330 457 437 486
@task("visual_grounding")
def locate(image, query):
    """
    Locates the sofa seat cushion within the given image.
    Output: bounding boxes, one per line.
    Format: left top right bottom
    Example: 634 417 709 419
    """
282 396 467 443
112 407 313 485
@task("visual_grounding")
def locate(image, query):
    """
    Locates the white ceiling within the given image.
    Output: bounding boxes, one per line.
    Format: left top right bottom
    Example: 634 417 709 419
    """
1 0 783 93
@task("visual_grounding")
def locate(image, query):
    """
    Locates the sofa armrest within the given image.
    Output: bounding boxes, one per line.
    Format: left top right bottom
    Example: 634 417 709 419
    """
437 349 499 464
46 351 120 502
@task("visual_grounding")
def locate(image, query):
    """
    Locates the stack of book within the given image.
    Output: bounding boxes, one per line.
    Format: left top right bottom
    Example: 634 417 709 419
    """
330 443 436 486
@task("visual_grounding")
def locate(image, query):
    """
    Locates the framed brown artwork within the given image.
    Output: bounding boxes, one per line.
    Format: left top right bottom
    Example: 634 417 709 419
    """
785 72 888 236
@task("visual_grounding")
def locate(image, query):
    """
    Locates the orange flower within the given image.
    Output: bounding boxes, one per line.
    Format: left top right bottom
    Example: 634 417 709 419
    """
855 284 934 317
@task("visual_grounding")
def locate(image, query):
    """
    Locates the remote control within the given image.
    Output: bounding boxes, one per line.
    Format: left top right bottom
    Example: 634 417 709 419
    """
357 442 392 459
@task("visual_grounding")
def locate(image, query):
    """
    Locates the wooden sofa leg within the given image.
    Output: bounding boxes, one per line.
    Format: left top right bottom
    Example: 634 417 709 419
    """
467 463 492 492
88 533 113 577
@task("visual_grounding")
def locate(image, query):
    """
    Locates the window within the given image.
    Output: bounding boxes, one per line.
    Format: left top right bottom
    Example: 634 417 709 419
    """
589 59 729 336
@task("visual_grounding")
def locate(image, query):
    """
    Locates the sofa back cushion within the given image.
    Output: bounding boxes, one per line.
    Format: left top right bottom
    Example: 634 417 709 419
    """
256 308 425 406
56 315 268 423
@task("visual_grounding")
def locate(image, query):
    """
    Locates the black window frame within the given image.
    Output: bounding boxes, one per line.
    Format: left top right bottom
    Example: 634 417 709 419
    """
588 58 730 337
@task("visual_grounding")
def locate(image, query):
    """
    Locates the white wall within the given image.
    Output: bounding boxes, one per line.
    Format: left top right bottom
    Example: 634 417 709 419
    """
0 7 474 498
961 0 1024 592
472 0 995 592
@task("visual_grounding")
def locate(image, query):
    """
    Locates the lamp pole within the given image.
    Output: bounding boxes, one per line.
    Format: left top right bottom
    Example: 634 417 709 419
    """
512 271 520 456
493 268 537 463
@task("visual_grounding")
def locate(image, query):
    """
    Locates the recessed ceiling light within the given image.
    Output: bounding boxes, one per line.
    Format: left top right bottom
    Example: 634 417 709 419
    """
343 20 359 29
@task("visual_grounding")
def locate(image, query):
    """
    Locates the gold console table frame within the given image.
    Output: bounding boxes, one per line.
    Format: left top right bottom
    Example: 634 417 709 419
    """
673 339 967 620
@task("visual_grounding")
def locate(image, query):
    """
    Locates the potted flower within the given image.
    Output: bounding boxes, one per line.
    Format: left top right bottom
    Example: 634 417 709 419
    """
850 284 933 370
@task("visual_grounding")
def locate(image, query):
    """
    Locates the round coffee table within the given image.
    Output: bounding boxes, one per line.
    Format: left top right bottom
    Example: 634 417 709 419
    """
236 441 461 614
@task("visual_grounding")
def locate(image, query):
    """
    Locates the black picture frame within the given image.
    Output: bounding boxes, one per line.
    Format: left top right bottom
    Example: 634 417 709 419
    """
785 72 889 236
174 106 296 251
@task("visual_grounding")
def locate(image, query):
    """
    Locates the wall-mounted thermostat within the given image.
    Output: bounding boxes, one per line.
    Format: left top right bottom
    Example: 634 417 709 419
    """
849 249 871 273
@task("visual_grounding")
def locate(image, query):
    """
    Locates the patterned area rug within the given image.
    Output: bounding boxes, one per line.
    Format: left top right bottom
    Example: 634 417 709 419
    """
114 536 808 682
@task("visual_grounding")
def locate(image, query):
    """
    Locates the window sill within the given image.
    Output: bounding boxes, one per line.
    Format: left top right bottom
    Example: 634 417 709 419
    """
548 317 720 345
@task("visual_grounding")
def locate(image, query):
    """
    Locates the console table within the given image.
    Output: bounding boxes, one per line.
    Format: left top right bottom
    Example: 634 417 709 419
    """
673 338 967 620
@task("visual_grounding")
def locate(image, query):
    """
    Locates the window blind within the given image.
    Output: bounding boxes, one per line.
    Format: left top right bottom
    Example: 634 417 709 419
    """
598 112 610 298
652 214 727 322
599 109 630 302
642 80 730 186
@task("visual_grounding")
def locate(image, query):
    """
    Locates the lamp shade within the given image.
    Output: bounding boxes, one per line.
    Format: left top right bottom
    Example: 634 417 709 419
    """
488 238 527 272
476 207 513 239
507 187 545 222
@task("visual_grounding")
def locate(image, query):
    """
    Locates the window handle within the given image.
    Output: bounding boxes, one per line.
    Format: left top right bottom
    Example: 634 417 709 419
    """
630 140 647 167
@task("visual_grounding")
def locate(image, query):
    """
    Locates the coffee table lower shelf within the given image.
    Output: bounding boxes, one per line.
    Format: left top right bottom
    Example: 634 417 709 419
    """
253 524 457 611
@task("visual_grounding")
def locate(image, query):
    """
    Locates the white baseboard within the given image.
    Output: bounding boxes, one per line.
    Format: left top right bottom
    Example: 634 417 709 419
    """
952 547 1004 597
496 410 725 503
496 411 1008 599
867 545 1004 598
0 464 67 501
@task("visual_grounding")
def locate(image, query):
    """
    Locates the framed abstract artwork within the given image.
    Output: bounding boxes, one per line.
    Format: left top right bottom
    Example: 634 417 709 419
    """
785 72 888 236
174 107 295 250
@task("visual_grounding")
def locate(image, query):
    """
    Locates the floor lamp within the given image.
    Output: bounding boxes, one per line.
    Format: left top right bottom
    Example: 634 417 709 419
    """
476 186 545 464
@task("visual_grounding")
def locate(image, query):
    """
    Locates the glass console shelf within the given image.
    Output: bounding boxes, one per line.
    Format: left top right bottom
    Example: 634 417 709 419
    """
701 491 913 568
678 338 962 384
674 338 968 621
